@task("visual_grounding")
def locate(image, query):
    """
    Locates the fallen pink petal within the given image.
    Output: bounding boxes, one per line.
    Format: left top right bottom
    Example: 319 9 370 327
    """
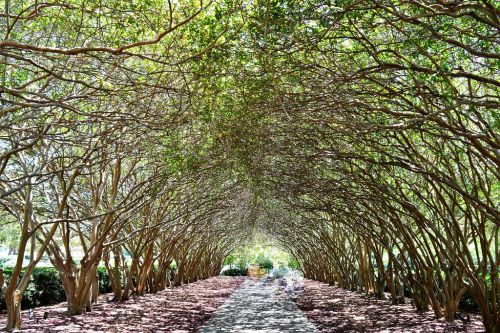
0 277 244 333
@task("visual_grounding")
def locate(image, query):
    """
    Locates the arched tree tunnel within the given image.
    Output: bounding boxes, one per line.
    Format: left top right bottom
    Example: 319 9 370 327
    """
0 0 498 332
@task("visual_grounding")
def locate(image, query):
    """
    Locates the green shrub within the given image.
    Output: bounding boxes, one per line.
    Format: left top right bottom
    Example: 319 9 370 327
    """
0 268 67 310
287 258 301 270
255 255 273 271
97 266 112 294
459 289 479 312
0 267 112 311
28 268 66 307
221 268 247 276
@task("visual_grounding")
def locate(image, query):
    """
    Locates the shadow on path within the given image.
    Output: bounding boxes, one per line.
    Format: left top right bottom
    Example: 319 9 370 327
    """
295 279 485 333
0 277 244 333
199 279 317 333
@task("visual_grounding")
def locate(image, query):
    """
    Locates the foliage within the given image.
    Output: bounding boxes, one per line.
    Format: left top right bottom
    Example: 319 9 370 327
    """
223 237 296 272
0 267 112 311
0 0 498 331
270 268 288 280
255 255 273 271
0 268 64 310
0 216 19 253
221 268 248 277
287 259 300 270
96 267 113 294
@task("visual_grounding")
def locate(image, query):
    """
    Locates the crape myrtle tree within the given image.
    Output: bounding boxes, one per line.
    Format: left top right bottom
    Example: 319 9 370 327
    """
207 1 498 331
102 174 253 299
0 0 245 330
42 136 163 315
0 0 498 332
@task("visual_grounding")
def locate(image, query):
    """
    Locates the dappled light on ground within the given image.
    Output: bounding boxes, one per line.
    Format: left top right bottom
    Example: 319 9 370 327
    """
0 276 489 332
199 278 316 333
295 280 485 333
0 277 244 333
0 1 498 331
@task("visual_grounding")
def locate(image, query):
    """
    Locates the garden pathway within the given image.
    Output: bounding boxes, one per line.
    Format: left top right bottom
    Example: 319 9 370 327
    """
198 279 317 333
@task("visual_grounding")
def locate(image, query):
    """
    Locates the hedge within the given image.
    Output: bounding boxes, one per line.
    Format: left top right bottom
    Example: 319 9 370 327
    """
221 268 247 276
0 267 111 311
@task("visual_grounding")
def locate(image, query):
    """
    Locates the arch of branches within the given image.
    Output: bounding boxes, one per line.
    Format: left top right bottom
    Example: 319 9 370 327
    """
0 1 498 332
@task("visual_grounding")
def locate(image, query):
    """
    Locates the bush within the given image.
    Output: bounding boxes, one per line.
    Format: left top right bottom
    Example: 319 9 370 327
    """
0 267 112 311
287 258 301 270
221 268 247 276
0 267 65 310
97 266 112 294
458 286 481 312
255 255 273 271
28 268 66 307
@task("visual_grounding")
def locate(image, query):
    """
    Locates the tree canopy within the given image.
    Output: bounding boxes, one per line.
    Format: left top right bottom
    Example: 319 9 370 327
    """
0 0 498 332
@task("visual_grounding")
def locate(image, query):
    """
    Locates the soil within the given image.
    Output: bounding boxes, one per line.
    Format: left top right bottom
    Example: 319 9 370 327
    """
1 277 488 333
294 279 486 333
0 276 245 333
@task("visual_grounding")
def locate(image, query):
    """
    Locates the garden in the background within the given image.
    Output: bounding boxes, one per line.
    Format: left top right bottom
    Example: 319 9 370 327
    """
220 236 300 277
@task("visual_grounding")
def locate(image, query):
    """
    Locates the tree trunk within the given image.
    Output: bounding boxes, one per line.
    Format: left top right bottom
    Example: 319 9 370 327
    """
5 290 21 331
104 250 123 300
0 269 4 293
91 273 99 304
